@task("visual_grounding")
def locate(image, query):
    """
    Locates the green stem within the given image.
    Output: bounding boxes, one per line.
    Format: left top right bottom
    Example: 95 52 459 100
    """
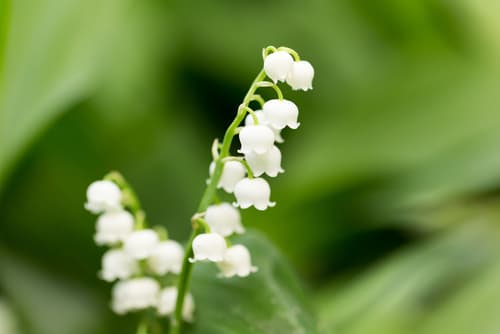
170 68 267 334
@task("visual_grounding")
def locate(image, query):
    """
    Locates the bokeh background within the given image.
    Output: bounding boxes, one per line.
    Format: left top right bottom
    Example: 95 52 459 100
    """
2 0 500 333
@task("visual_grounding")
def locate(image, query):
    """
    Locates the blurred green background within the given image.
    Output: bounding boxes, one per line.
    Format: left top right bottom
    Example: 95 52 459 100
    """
2 0 500 333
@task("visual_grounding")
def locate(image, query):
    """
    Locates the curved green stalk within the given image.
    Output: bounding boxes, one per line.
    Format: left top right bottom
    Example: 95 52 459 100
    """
170 69 267 334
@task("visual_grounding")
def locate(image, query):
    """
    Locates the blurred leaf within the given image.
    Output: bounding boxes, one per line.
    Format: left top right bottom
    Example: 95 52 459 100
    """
316 218 500 334
0 0 130 189
186 231 317 334
0 250 106 334
0 298 20 334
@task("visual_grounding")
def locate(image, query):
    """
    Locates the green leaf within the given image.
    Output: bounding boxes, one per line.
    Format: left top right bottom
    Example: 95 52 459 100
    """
186 231 318 334
0 0 129 190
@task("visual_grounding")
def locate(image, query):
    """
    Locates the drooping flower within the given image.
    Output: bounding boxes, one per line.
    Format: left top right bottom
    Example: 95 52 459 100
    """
205 203 244 237
209 160 246 193
100 249 138 282
85 180 122 214
263 51 294 83
123 229 159 260
244 145 284 177
238 124 275 155
111 278 160 314
189 233 227 263
245 111 284 143
157 287 195 322
218 245 257 278
147 240 184 275
94 210 134 245
262 99 299 130
233 178 275 211
286 60 314 91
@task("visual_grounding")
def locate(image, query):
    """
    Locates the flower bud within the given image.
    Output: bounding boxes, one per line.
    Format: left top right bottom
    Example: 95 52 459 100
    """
147 240 184 275
264 51 294 83
124 229 159 260
263 99 299 130
234 178 275 211
218 245 257 278
205 203 244 237
111 278 160 314
286 60 314 91
85 180 122 214
209 160 246 193
157 287 195 322
245 145 284 177
100 249 138 282
190 233 227 263
94 210 134 246
239 125 275 155
245 111 284 143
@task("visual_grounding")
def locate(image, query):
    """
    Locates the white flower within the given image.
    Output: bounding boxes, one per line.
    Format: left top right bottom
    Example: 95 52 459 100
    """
157 287 195 322
209 160 246 193
100 249 138 282
234 178 275 211
147 240 184 275
262 99 299 130
85 180 122 214
111 278 160 315
245 145 284 177
286 60 314 91
264 51 294 83
94 210 134 245
218 245 257 278
124 229 159 260
238 125 275 155
245 111 284 143
205 203 244 237
189 233 227 263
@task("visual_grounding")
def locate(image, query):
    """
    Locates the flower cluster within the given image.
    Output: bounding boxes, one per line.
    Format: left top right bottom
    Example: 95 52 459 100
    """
85 178 194 321
190 46 314 279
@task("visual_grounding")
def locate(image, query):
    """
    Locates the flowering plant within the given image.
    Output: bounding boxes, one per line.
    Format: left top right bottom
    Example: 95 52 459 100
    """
85 46 314 334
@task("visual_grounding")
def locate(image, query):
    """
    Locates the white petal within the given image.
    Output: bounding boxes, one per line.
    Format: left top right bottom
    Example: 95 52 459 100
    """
85 180 122 214
190 233 227 263
286 60 314 91
101 249 138 282
147 240 184 275
218 245 258 278
124 229 160 260
239 125 275 155
111 278 160 314
205 203 244 237
264 51 294 83
245 145 284 178
233 178 274 210
94 210 134 245
263 99 300 130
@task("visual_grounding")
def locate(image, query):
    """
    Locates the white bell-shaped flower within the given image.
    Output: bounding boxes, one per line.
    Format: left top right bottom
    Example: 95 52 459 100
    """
147 240 184 275
233 177 275 211
94 210 134 245
100 249 138 282
205 203 244 237
209 160 246 193
286 60 314 91
263 99 299 130
239 124 275 155
245 111 284 143
111 278 160 315
189 233 227 263
264 51 294 83
123 229 159 260
218 245 258 278
245 145 284 177
157 287 195 322
85 180 122 214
